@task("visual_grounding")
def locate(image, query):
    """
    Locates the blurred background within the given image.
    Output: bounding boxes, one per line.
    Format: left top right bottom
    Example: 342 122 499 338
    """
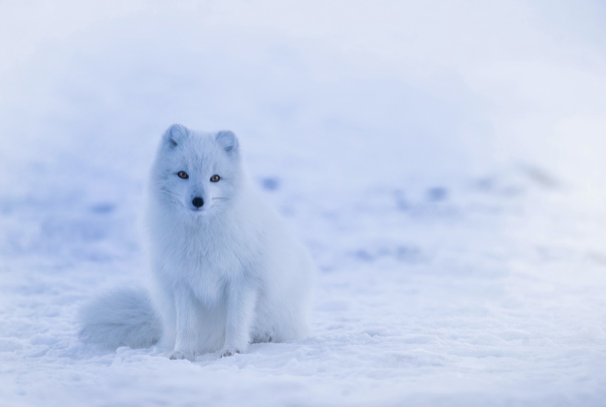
1 1 606 406
1 0 605 197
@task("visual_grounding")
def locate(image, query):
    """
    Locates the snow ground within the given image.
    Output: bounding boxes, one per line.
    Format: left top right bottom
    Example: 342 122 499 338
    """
1 1 606 406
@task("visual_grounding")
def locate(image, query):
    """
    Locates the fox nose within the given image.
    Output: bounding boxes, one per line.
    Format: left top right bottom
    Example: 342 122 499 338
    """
192 197 204 208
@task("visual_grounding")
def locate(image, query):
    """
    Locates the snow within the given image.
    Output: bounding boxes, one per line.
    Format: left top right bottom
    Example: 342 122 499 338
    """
1 0 606 405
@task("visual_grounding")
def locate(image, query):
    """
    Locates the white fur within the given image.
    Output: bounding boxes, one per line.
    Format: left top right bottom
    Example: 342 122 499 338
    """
78 287 162 349
79 125 315 360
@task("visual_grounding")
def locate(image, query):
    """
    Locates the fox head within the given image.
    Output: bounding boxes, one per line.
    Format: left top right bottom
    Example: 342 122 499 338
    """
150 124 243 216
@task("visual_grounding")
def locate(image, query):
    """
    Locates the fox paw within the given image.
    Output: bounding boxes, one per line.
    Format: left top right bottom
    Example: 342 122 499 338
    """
252 333 273 343
220 347 241 358
169 350 195 361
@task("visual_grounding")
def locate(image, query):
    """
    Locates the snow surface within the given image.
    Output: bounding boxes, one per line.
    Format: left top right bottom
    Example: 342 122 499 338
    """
2 0 606 406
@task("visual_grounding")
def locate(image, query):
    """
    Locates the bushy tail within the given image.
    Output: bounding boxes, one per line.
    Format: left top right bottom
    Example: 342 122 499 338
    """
78 287 162 350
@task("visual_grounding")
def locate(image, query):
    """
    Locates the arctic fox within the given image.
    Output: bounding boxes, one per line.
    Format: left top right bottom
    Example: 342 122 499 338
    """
79 124 315 359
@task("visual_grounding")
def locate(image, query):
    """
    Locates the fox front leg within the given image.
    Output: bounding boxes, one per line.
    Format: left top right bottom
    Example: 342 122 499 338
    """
221 282 257 357
169 289 200 361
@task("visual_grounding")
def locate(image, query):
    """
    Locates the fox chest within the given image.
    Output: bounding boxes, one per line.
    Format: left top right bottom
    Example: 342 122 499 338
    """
151 215 262 304
163 236 249 304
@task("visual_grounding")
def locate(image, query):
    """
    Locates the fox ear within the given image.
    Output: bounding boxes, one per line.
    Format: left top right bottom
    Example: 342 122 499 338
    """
215 131 239 155
162 124 189 148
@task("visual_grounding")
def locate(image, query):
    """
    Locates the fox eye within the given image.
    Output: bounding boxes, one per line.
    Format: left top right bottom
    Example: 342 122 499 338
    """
210 174 221 182
177 171 189 179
